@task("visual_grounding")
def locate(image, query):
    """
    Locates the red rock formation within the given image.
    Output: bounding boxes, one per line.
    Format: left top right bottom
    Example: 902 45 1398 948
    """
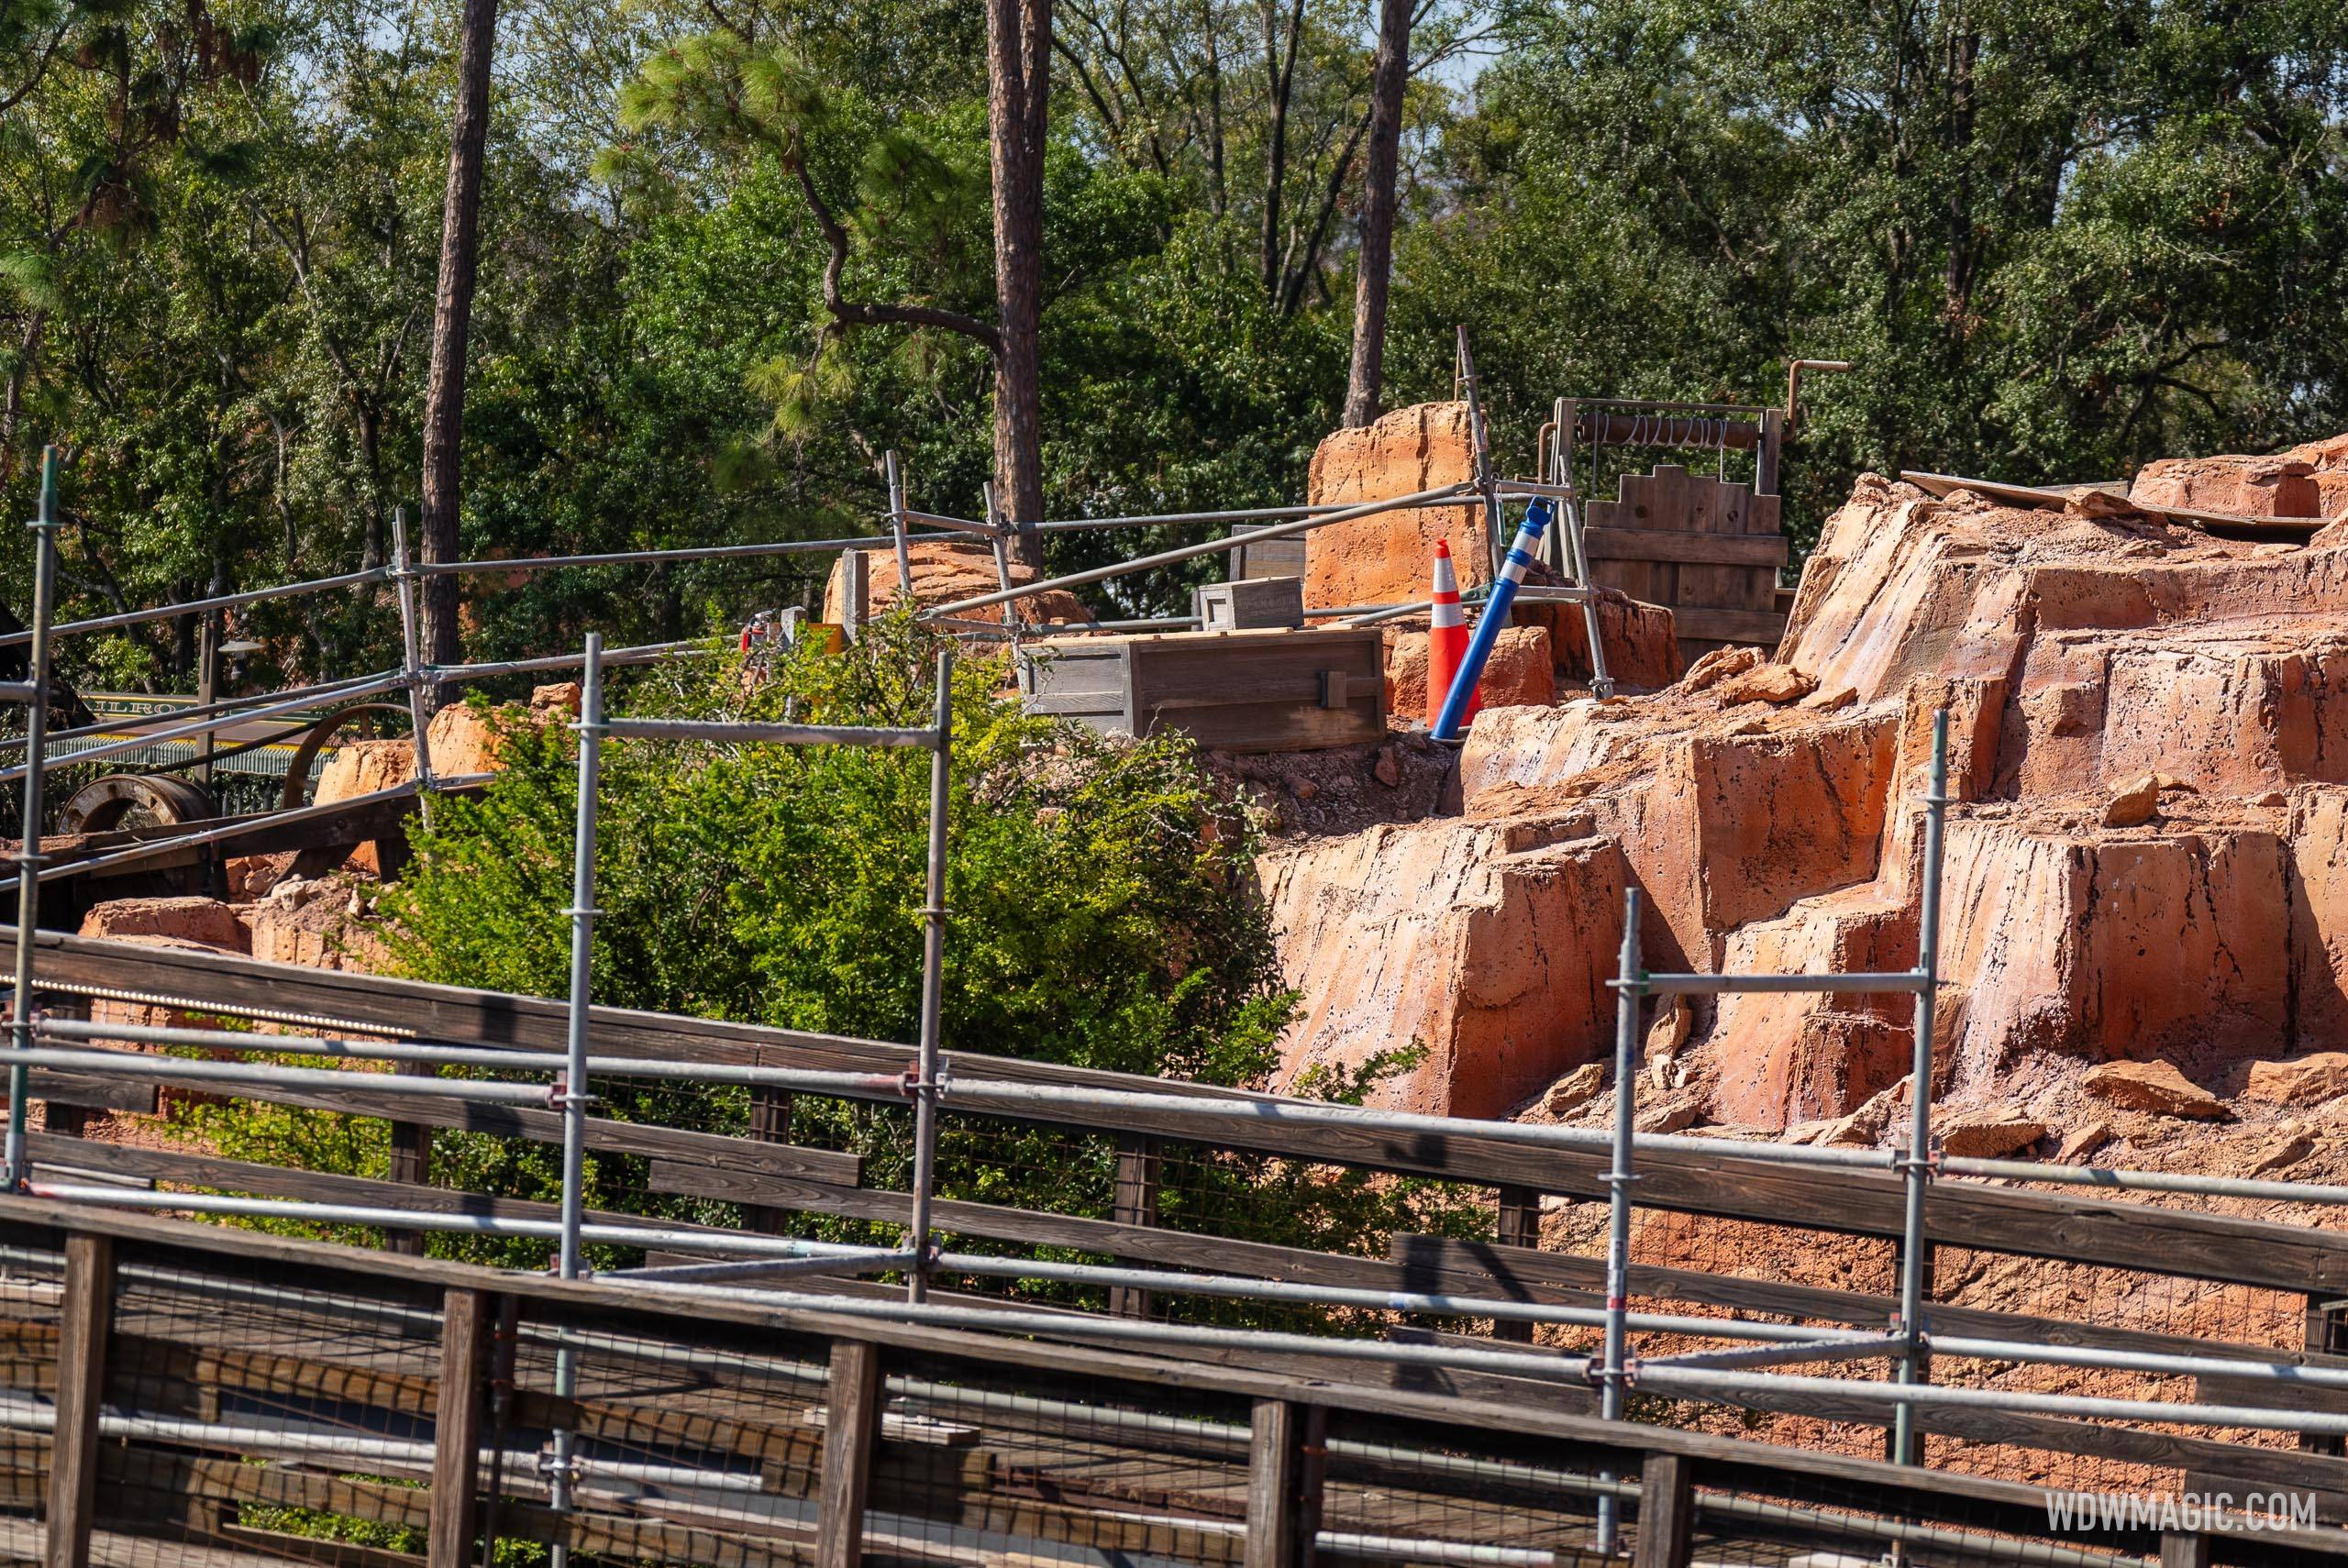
821 539 1092 626
1304 403 1490 609
1267 460 2348 1125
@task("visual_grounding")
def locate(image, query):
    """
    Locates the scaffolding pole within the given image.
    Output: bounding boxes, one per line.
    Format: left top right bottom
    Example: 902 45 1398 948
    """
549 631 605 1558
6 447 61 1190
1595 885 1643 1555
1893 707 1952 1465
389 509 440 826
906 647 953 1302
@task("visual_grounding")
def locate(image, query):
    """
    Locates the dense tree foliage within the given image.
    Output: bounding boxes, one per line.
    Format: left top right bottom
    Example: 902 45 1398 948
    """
6 0 2346 686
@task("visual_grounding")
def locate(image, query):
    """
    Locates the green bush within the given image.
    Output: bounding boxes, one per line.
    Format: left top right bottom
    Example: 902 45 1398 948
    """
172 617 1487 1292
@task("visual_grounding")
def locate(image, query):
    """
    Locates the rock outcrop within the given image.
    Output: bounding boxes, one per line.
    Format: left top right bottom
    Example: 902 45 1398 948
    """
1266 461 2348 1124
821 539 1092 626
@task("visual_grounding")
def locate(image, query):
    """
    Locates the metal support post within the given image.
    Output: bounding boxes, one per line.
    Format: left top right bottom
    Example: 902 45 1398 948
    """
885 451 914 602
904 647 953 1302
1549 402 1615 701
391 509 442 827
1456 327 1503 577
548 632 605 1559
1890 708 1950 1466
1596 885 1644 1555
7 447 61 1192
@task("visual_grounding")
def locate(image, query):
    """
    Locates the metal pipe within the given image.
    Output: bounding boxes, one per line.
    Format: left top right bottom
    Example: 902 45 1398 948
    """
1634 1331 1908 1375
905 648 953 1302
10 667 405 755
23 1185 922 1264
608 1249 917 1284
7 447 61 1188
1595 885 1642 1555
412 532 978 579
920 480 1478 620
0 1048 564 1105
550 633 605 1545
934 1077 1897 1173
1026 494 1470 536
1641 971 1933 995
1893 708 1950 1465
926 1250 1877 1345
1934 1154 2348 1206
1631 1361 2348 1438
1456 327 1504 576
0 776 476 895
601 716 937 750
389 509 439 826
426 638 707 684
885 450 914 594
1925 1333 2348 1393
612 1276 1600 1382
0 566 391 650
31 1020 915 1098
0 669 413 783
0 684 38 705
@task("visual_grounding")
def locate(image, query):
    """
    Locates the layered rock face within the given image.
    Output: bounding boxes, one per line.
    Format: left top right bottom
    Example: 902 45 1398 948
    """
821 539 1091 626
1267 469 2348 1127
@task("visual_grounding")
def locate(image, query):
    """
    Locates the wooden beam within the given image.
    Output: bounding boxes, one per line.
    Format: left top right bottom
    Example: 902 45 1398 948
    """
44 1232 112 1568
1633 1452 1693 1568
2159 1532 2212 1568
815 1340 881 1568
1582 528 1787 567
427 1288 492 1568
1246 1399 1306 1568
1110 1134 1160 1320
18 928 2348 1292
1490 1186 1541 1344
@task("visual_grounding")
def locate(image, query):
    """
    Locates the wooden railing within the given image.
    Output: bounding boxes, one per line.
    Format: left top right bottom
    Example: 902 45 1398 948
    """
6 1198 2309 1568
10 926 2348 1511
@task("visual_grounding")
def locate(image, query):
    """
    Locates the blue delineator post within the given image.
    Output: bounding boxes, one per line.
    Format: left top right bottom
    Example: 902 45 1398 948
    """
1430 498 1551 740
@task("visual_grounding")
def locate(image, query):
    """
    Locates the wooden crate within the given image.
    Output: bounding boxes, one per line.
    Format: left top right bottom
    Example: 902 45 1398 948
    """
1583 463 1789 662
1194 576 1305 631
1018 627 1385 752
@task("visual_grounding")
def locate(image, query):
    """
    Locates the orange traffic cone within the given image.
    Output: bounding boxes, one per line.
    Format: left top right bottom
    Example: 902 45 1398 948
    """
1426 539 1477 728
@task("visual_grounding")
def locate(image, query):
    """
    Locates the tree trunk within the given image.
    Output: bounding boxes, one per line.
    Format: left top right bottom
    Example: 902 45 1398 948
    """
986 0 1051 567
1342 0 1410 428
417 0 500 670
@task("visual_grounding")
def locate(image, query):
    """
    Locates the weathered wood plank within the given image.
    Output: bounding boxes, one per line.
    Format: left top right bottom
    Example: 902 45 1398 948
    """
816 1340 881 1568
427 1289 490 1568
1582 528 1787 567
15 929 2348 1293
1634 1452 1693 1568
1246 1400 1304 1568
46 1233 112 1568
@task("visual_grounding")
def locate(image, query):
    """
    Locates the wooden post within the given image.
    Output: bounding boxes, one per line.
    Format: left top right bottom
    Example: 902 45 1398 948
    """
2159 1532 2212 1568
841 551 869 644
45 1232 113 1568
385 1089 432 1256
2306 1294 2347 1455
427 1288 491 1568
816 1340 881 1568
1755 407 1783 499
1632 1452 1693 1568
1109 1134 1160 1320
746 1087 796 1235
1246 1399 1308 1568
1490 1185 1540 1343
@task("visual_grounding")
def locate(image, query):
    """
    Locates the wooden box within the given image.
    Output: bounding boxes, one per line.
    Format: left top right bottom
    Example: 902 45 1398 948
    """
1193 576 1305 632
1018 627 1386 752
1229 525 1308 581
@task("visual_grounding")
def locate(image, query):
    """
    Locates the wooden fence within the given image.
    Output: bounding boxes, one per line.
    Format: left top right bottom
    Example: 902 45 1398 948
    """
6 1198 2332 1568
9 927 2348 1517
